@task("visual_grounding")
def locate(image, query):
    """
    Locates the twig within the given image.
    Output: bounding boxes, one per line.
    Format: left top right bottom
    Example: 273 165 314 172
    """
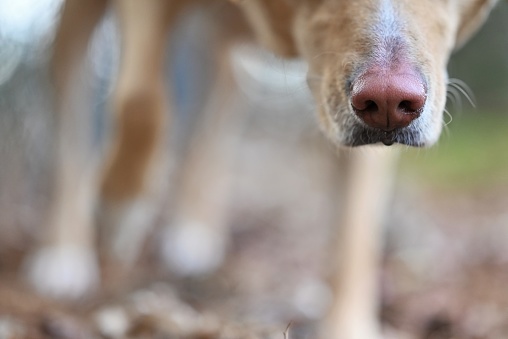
283 321 292 339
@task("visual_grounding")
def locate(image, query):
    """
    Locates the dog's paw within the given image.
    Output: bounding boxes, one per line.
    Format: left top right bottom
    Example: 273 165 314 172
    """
159 220 227 276
322 328 385 339
320 329 385 339
319 317 385 339
23 245 99 300
98 199 158 267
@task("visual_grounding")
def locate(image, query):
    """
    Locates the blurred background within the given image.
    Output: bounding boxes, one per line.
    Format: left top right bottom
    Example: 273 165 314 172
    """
1 1 508 338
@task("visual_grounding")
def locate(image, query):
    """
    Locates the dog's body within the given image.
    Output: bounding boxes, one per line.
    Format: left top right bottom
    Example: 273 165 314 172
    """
25 0 498 338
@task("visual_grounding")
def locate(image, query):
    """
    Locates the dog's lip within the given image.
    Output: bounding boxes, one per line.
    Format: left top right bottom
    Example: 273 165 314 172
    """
381 132 396 146
342 127 425 147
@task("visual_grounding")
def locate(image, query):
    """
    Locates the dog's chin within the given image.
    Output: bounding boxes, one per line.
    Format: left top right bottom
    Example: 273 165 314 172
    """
319 103 442 148
338 123 429 148
345 128 426 147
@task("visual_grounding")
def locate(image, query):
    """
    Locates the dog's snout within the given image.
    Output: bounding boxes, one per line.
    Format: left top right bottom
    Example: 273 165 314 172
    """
351 70 426 131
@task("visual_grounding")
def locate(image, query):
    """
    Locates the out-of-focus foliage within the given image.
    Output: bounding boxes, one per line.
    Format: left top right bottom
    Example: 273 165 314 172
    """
401 2 508 188
449 3 508 111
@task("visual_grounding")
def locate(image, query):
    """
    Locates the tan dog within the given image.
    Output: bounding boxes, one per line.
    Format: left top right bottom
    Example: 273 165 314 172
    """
25 0 498 338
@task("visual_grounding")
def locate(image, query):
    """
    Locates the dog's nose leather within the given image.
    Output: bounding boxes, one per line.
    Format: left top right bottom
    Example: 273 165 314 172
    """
351 68 426 131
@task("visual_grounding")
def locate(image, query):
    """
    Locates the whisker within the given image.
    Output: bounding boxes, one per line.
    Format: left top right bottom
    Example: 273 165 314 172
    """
311 51 342 61
441 108 452 137
446 92 458 110
448 78 476 108
446 86 463 112
449 78 476 102
443 108 453 127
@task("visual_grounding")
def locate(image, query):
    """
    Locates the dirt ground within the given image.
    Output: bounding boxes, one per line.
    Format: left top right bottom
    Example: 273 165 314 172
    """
2 174 508 339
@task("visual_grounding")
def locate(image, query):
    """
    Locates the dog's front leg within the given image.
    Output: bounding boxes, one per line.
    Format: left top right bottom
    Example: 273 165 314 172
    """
24 0 108 299
98 0 185 271
159 51 241 276
159 13 250 276
322 146 399 339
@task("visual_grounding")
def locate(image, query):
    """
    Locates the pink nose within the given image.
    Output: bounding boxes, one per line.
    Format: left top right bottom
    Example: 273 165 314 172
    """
351 70 427 131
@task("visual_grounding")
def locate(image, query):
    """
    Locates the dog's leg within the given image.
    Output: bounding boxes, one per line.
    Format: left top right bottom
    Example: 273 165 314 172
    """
160 35 246 276
322 147 399 339
24 0 108 299
98 0 183 269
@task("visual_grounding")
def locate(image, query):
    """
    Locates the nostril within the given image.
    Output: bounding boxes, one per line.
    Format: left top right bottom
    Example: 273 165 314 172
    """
365 100 378 112
351 95 380 112
398 100 415 113
353 100 379 113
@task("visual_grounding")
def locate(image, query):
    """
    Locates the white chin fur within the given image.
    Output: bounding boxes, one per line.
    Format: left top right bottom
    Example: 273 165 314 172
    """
23 245 99 300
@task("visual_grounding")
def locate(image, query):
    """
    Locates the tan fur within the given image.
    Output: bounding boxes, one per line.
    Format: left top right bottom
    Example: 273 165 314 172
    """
100 0 180 201
235 0 298 57
28 0 498 337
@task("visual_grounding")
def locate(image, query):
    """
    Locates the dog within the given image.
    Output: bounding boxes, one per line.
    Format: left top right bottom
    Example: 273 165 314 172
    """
23 0 499 338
